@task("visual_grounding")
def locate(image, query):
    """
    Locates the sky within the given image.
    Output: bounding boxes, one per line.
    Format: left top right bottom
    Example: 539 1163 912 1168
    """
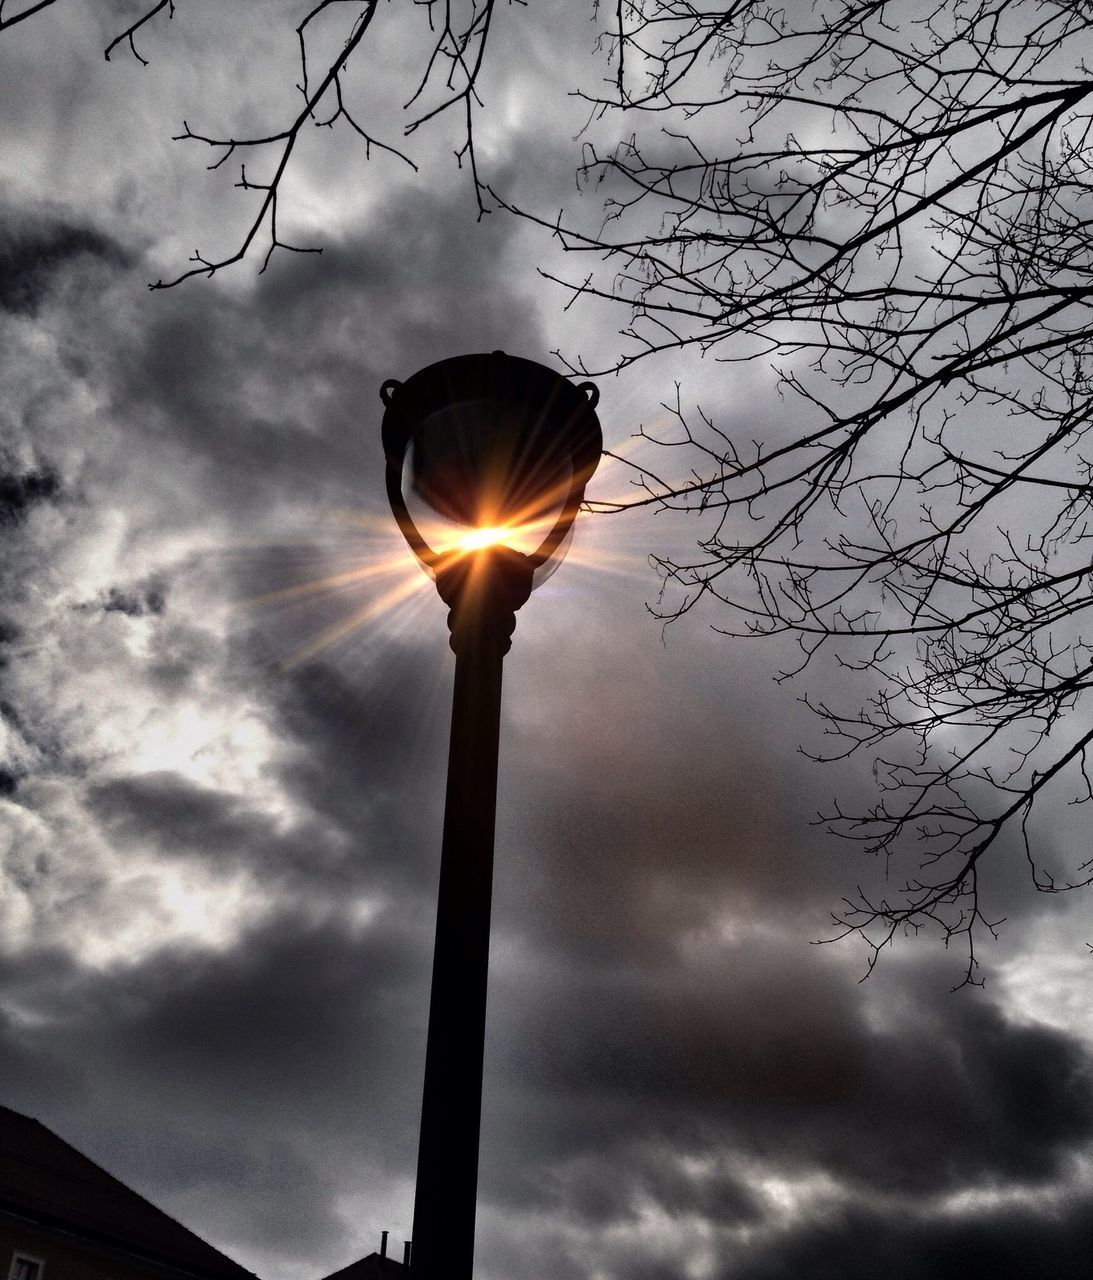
3 3 1093 1279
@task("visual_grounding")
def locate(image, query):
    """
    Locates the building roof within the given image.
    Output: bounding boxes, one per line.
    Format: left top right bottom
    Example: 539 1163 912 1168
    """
316 1252 405 1280
0 1104 260 1280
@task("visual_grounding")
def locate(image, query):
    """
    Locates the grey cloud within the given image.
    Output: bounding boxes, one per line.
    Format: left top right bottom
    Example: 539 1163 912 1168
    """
0 172 566 1271
491 626 843 972
86 911 426 1120
78 639 454 898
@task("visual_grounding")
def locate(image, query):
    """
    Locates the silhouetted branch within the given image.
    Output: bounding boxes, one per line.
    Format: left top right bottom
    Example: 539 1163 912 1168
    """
517 0 1093 971
0 0 58 34
103 0 174 66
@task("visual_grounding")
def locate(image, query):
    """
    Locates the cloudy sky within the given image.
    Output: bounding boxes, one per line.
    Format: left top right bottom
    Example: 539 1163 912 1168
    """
3 3 1093 1278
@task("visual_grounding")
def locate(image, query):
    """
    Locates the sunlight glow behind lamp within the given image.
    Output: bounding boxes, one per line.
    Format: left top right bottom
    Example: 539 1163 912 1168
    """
380 352 602 1280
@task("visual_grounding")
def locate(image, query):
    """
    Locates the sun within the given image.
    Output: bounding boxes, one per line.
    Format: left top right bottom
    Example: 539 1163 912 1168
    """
456 525 511 553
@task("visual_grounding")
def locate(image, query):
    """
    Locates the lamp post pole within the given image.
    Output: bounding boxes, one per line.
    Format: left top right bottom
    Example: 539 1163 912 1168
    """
409 550 533 1280
380 352 602 1280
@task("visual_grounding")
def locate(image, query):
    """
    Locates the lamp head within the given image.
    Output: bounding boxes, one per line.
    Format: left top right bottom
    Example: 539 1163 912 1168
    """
381 352 602 580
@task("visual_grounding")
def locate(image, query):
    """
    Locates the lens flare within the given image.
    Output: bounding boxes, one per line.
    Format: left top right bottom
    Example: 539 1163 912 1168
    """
244 447 664 669
457 525 510 552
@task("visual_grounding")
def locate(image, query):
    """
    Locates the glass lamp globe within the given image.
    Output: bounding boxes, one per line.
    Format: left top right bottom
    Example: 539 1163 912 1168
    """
381 351 602 580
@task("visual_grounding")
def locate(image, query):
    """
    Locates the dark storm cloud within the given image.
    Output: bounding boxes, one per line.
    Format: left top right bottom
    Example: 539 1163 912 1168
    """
1 908 430 1268
79 910 426 1137
101 585 167 616
0 465 60 522
497 582 1076 988
88 183 546 533
264 652 452 888
0 1004 79 1105
0 213 127 315
492 622 840 971
725 1190 1093 1280
88 771 274 860
0 945 88 1085
471 939 1093 1280
477 608 1093 1258
82 640 453 899
508 1145 761 1232
482 940 1093 1201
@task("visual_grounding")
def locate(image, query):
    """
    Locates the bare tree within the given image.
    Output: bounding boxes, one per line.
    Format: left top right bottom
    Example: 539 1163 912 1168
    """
500 0 1093 981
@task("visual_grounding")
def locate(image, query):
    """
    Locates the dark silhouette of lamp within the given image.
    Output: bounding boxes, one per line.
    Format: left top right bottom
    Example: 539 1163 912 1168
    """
380 352 601 1280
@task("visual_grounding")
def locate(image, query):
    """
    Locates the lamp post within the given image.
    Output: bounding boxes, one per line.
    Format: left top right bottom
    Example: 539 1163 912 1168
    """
380 352 602 1280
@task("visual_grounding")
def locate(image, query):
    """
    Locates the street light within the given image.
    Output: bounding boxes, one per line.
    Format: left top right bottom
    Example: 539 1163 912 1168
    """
380 352 602 1280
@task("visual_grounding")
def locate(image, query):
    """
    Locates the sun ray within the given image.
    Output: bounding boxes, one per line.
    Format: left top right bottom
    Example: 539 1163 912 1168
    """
239 553 413 609
279 570 430 669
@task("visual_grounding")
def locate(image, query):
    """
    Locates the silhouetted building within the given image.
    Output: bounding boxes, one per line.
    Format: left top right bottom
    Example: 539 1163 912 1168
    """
316 1234 406 1280
0 1105 259 1280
